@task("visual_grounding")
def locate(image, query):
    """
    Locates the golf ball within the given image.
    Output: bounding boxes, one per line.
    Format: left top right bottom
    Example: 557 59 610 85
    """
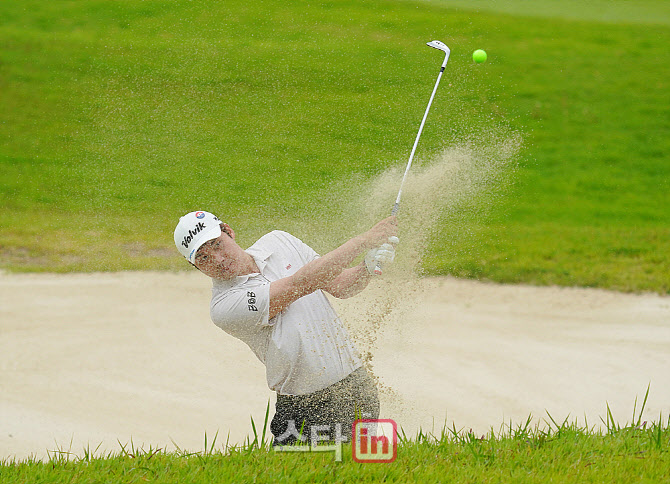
473 49 487 64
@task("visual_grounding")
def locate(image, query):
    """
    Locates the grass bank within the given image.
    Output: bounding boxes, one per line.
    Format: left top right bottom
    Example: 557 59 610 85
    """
1 0 668 292
2 413 668 483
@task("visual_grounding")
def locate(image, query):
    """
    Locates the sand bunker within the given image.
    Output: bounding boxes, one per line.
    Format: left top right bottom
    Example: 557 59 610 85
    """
1 271 668 460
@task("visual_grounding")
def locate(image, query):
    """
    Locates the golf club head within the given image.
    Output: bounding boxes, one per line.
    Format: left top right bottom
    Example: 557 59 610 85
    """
427 40 449 53
427 40 450 67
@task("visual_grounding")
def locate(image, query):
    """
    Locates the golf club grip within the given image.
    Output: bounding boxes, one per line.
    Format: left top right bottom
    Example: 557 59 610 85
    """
373 261 383 275
376 204 400 275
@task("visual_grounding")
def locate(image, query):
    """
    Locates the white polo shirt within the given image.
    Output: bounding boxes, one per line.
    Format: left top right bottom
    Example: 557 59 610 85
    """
210 230 362 396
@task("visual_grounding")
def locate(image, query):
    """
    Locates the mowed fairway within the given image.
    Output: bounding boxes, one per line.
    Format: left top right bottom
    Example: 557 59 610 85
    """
1 0 669 293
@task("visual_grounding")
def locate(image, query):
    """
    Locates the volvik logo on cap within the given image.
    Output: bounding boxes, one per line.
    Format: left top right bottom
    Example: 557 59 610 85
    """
195 211 205 219
181 221 206 249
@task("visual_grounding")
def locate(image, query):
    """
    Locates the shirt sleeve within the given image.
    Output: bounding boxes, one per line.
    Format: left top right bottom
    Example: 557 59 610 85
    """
210 278 271 337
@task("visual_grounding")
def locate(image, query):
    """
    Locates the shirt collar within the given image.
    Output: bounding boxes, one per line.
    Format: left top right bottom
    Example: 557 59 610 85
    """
246 245 272 274
212 246 272 289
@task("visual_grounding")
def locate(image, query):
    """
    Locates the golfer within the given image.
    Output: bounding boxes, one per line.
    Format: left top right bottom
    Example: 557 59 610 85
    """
174 211 398 445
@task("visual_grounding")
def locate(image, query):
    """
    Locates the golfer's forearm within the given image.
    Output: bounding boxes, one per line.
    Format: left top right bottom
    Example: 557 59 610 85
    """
293 235 368 293
298 215 396 293
269 235 372 318
269 221 396 318
324 263 370 299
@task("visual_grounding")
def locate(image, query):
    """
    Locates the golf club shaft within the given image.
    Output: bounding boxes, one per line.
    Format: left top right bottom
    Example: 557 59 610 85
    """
375 46 449 276
392 64 447 216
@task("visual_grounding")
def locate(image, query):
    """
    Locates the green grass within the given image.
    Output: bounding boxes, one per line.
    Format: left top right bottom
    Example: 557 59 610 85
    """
2 407 669 483
1 0 669 293
421 0 670 25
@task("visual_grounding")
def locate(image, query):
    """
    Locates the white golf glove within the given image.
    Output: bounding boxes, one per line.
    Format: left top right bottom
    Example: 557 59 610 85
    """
365 237 399 275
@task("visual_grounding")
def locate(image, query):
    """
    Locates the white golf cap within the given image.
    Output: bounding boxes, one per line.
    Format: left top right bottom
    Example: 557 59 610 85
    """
174 211 223 263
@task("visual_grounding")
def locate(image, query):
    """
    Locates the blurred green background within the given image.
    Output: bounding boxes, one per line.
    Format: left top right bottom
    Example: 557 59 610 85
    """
1 0 668 292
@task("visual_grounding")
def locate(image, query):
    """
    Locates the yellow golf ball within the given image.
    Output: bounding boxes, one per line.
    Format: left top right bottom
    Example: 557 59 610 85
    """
473 49 487 64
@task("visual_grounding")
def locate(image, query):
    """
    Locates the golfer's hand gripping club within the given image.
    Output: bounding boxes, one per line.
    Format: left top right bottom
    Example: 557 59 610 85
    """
375 40 450 276
367 236 400 276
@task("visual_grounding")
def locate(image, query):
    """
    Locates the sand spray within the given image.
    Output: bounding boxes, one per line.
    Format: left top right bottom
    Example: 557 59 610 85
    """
318 132 522 423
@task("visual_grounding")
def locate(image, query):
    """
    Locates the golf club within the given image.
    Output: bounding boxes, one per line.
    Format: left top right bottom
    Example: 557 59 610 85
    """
375 40 451 275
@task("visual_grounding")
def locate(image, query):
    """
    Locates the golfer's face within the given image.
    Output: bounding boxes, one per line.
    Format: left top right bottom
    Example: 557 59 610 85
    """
194 233 240 279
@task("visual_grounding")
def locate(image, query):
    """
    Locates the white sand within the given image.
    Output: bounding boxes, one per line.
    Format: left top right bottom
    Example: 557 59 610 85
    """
1 271 669 460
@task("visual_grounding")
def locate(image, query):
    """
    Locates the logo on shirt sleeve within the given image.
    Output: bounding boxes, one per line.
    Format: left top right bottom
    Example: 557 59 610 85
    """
247 291 258 312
